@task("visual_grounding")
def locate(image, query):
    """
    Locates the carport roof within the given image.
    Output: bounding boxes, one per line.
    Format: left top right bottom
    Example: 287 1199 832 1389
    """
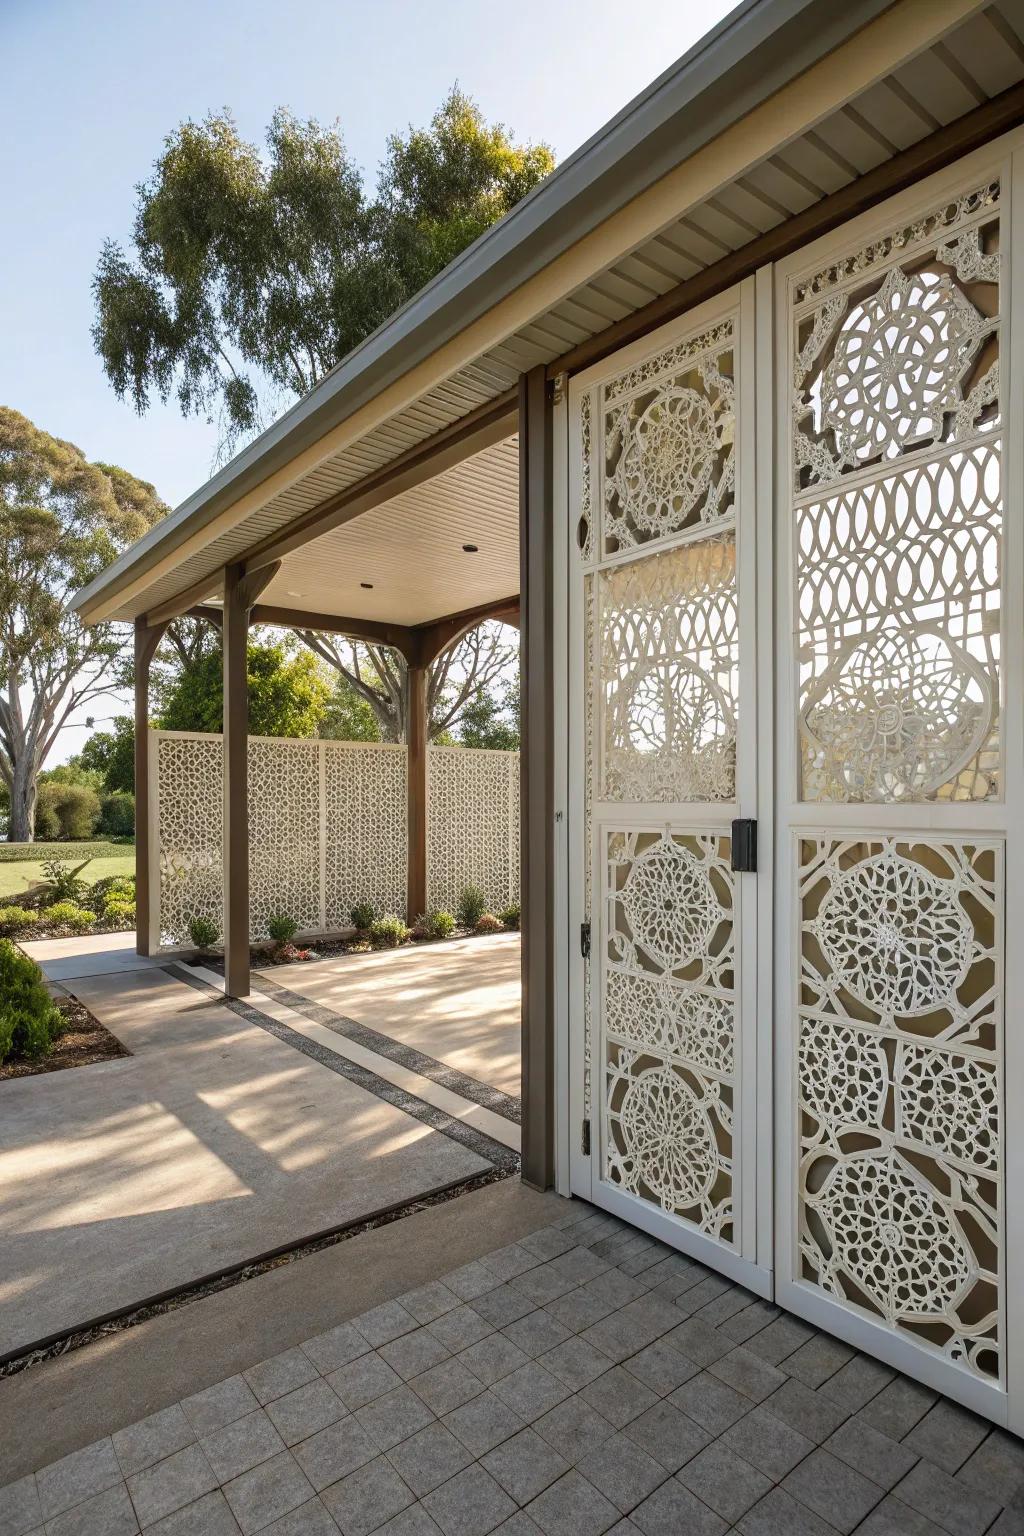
73 0 1024 627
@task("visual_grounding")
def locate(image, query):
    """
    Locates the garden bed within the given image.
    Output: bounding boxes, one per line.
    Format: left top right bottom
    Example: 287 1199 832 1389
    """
0 996 130 1081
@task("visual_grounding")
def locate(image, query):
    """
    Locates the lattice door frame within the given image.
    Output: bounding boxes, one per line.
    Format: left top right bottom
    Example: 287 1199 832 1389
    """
566 281 773 1296
772 135 1024 1429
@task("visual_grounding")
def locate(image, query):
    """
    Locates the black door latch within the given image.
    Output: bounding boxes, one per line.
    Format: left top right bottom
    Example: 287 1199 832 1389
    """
580 921 591 959
731 819 757 873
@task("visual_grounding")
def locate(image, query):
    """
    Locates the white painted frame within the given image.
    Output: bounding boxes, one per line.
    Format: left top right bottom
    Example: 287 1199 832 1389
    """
566 281 772 1296
772 132 1024 1427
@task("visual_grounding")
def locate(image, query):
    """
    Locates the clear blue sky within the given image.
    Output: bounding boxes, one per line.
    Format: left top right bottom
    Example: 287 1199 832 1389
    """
0 0 735 756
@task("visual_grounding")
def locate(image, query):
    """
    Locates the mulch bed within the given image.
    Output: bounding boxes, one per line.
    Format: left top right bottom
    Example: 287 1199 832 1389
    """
0 996 130 1080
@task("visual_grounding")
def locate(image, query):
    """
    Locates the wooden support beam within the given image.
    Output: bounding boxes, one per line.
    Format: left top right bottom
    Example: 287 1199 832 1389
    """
519 366 555 1191
411 594 521 667
146 572 224 627
222 561 280 999
406 664 429 924
134 618 169 957
252 605 420 662
548 80 1024 382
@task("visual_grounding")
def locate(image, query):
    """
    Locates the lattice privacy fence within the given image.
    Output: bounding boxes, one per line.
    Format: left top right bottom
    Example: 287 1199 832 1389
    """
151 731 519 948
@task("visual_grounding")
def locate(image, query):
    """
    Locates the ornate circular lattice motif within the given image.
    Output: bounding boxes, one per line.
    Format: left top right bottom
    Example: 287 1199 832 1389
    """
617 1064 718 1207
610 387 719 535
803 628 991 799
620 837 718 971
815 848 971 1016
816 266 987 464
810 1153 973 1320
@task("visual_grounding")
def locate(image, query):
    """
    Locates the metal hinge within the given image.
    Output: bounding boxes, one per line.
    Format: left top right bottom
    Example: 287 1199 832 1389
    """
731 818 758 873
580 921 591 959
581 1119 592 1156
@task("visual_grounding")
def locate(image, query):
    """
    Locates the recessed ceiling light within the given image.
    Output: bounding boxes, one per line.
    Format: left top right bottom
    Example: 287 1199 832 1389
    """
462 543 479 553
360 581 374 589
287 589 302 597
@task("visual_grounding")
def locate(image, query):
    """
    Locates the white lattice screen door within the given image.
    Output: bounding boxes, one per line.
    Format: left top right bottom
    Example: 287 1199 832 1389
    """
775 150 1023 1425
567 282 772 1296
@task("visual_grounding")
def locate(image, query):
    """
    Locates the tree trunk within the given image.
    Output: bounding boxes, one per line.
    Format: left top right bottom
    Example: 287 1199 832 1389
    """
8 755 35 843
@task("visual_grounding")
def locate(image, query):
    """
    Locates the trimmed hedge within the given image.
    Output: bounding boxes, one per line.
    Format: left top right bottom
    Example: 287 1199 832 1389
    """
0 939 63 1064
0 840 134 864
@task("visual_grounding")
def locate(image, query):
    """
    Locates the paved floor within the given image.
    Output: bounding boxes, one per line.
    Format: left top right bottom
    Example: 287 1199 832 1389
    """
3 1198 1021 1536
0 939 521 1358
21 931 166 981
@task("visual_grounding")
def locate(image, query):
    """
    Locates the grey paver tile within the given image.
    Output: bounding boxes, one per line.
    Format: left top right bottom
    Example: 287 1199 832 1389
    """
524 1469 619 1536
532 1396 616 1465
480 1245 542 1282
243 1348 319 1406
902 1399 990 1473
854 1495 949 1534
719 1301 780 1344
459 1335 530 1387
669 1371 751 1436
579 1366 658 1430
736 1485 837 1535
44 1482 138 1536
126 1444 218 1529
112 1406 196 1479
776 1334 853 1389
411 1358 486 1417
492 1515 544 1536
0 1472 41 1536
422 1464 517 1536
721 1404 815 1482
143 1489 242 1534
692 1287 759 1329
502 1312 572 1361
510 1264 577 1308
537 1337 611 1392
428 1307 495 1354
576 1433 667 1514
36 1438 122 1522
301 1322 371 1375
584 1271 649 1312
471 1287 536 1329
373 1507 443 1536
221 1450 314 1535
823 1416 918 1490
676 1442 772 1523
662 1318 734 1369
544 1289 615 1335
200 1409 285 1484
895 1459 1002 1536
380 1328 452 1383
674 1276 733 1317
857 1376 937 1442
817 1354 893 1414
743 1317 815 1368
491 1362 571 1423
258 1496 339 1534
481 1428 571 1505
355 1384 436 1452
354 1301 419 1348
265 1379 347 1447
783 1447 882 1534
387 1423 472 1498
630 1477 727 1535
958 1429 1024 1507
292 1416 377 1491
622 1339 699 1397
990 1509 1024 1536
763 1379 849 1446
320 1455 413 1536
518 1228 577 1263
180 1378 260 1437
552 1248 612 1287
710 1348 788 1403
399 1282 462 1326
443 1391 525 1458
622 1400 708 1472
445 1262 504 1303
327 1352 403 1411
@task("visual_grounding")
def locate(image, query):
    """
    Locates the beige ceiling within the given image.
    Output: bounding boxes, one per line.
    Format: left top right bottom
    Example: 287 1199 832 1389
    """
258 434 519 627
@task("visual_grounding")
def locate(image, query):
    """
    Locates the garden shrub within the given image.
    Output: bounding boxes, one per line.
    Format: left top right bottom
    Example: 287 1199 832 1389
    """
40 860 90 904
0 939 62 1063
350 900 376 931
45 903 96 932
369 914 409 949
99 791 135 837
475 913 503 934
35 782 101 841
418 908 456 941
498 904 520 930
91 874 136 904
268 912 299 944
103 901 136 930
0 906 37 937
188 914 220 950
457 884 487 928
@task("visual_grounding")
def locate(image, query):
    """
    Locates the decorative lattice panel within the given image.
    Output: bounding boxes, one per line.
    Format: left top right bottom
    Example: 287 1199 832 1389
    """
155 733 224 948
792 180 1001 803
599 537 738 802
797 835 1002 1383
249 740 322 936
603 830 736 1245
324 744 407 927
427 747 519 916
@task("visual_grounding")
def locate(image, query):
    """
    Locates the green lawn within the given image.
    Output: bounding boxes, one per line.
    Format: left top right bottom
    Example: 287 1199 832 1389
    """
0 847 136 899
